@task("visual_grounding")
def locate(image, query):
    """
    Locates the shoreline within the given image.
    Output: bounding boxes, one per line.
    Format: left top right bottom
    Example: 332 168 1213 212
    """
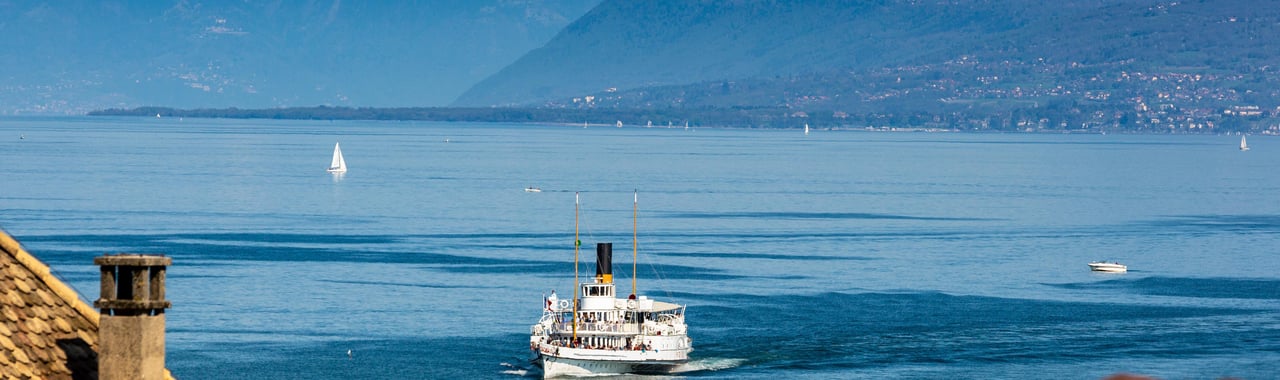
2 112 1271 136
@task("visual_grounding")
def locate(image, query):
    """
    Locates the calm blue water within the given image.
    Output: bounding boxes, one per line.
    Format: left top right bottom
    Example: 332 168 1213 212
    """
1 116 1278 379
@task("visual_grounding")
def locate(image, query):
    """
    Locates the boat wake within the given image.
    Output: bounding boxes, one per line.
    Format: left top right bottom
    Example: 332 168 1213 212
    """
499 362 529 377
672 357 747 373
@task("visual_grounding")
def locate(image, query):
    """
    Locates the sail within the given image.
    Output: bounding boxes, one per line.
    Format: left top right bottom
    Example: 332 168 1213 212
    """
1241 136 1249 151
328 142 347 172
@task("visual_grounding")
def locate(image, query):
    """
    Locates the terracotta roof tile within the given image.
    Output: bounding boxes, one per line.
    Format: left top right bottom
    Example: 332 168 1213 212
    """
13 275 32 293
36 288 57 306
12 343 30 364
2 307 19 322
52 318 72 334
32 305 50 320
75 330 95 347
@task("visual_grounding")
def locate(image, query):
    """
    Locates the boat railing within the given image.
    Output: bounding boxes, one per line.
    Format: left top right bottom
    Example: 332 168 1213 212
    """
553 322 640 334
641 319 687 335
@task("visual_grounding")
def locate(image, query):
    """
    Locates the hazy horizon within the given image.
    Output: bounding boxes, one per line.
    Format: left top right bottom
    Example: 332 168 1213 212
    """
0 0 600 115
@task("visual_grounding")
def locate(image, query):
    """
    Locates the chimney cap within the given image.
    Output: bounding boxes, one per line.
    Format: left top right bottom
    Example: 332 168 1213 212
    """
94 254 171 267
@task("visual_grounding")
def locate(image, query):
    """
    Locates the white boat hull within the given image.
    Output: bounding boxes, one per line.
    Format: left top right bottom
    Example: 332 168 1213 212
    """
1088 263 1127 273
536 352 686 378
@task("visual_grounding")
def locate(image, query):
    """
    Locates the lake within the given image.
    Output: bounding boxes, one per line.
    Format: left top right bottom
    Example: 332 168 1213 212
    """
1 116 1277 379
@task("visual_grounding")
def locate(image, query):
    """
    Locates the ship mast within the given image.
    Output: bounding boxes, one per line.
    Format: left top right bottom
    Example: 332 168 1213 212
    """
632 190 638 297
573 192 580 341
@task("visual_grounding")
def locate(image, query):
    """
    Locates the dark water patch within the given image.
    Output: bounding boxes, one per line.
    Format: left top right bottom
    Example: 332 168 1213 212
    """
682 292 1266 373
20 233 741 281
659 211 990 222
18 233 398 247
453 243 564 252
21 232 571 245
1139 215 1280 233
658 230 992 241
431 263 567 275
20 233 539 265
318 279 484 289
657 251 874 261
1050 277 1280 300
403 232 576 240
17 231 1001 261
164 232 404 245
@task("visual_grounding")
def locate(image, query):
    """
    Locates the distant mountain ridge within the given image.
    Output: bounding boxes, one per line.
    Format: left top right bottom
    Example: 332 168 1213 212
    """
0 0 598 114
454 0 1280 112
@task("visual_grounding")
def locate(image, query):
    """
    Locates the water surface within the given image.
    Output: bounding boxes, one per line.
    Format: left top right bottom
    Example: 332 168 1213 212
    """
1 117 1277 379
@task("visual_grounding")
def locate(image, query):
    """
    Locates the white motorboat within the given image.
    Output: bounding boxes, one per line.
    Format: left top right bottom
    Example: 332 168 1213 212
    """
525 187 542 193
530 192 692 378
1088 261 1127 273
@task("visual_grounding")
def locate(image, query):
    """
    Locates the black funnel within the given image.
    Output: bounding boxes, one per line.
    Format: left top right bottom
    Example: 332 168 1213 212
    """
595 243 613 278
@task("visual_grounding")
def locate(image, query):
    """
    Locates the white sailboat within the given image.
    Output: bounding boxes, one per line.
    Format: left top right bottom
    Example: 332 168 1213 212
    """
1240 135 1250 151
327 142 348 173
530 192 692 378
804 123 810 135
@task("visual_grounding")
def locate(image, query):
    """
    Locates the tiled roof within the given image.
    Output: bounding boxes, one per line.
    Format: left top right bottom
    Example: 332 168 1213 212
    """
0 229 174 379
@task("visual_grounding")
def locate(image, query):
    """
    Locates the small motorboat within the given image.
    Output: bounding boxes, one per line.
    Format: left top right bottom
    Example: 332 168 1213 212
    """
525 187 542 193
1088 261 1127 273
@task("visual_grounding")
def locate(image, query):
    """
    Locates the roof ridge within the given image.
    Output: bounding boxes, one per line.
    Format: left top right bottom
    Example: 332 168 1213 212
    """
0 230 100 326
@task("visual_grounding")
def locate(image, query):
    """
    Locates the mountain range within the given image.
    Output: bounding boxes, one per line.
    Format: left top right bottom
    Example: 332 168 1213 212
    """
455 0 1280 127
13 0 1280 133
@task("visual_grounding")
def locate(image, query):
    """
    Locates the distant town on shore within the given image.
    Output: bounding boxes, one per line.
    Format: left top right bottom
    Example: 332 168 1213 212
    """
90 103 1280 135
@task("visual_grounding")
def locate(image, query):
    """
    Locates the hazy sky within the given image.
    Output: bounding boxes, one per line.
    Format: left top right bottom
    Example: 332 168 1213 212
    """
0 0 601 114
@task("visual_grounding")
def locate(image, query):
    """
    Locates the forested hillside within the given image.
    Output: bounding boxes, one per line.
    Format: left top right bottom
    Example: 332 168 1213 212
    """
455 0 1280 132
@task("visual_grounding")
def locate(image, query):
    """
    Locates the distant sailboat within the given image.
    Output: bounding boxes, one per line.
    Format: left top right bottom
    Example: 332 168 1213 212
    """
1240 135 1250 151
804 124 810 135
616 120 623 128
327 142 348 173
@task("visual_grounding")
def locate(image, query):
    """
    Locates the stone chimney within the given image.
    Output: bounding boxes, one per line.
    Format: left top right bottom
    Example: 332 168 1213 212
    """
94 254 171 380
